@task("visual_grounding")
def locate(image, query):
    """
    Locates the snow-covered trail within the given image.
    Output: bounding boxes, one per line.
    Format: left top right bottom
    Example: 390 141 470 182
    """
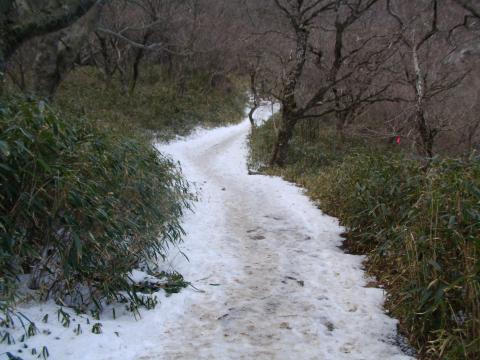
149 108 413 360
1 106 413 360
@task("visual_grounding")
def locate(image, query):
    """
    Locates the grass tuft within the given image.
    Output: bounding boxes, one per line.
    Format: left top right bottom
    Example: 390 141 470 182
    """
0 97 193 311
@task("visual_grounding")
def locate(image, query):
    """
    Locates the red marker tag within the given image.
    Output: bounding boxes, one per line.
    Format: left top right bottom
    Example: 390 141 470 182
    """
395 136 401 145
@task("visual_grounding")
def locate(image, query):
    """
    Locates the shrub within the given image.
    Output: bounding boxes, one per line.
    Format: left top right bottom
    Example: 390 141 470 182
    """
0 97 192 309
308 154 480 359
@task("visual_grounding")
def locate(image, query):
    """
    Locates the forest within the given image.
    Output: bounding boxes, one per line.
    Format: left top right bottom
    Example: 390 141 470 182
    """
0 0 479 359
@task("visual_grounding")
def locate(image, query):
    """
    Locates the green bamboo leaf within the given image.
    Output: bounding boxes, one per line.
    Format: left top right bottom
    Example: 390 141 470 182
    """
72 233 82 260
0 140 10 157
36 157 51 172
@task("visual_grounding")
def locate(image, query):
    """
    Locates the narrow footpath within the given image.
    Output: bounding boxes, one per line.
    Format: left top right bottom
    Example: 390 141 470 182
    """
149 107 413 360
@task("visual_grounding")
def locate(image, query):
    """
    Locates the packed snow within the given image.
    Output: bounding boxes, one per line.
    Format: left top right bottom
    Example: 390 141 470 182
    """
0 104 414 359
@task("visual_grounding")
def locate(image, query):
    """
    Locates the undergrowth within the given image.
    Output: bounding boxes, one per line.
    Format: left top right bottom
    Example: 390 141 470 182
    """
0 97 193 315
249 117 480 359
55 66 247 139
0 66 246 358
0 65 245 357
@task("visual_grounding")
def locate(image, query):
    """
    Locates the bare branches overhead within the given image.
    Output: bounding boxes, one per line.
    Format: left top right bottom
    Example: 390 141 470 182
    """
3 0 480 158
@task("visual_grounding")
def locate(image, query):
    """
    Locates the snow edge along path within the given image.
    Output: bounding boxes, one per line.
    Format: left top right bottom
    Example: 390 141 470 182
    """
0 104 414 360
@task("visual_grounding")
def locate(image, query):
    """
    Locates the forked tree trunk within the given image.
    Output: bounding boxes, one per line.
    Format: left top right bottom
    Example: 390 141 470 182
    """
269 23 308 166
32 3 104 99
0 0 100 74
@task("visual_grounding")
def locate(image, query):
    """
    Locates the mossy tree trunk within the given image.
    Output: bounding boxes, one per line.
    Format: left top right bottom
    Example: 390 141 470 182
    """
32 2 105 99
0 0 100 74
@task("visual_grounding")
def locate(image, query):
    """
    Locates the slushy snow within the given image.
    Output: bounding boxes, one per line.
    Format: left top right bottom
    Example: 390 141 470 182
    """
0 104 414 359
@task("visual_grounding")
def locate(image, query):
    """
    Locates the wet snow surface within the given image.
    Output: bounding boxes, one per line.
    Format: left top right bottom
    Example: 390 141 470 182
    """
0 105 414 359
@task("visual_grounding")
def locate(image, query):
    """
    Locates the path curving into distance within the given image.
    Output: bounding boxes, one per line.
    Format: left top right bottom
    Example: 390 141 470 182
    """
149 106 414 360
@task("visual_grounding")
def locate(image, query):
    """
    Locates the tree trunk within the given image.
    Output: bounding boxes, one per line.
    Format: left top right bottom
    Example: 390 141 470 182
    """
0 0 99 73
0 43 6 75
269 24 308 165
248 107 257 128
415 107 434 158
129 30 152 95
412 45 434 158
93 33 118 88
0 36 11 94
129 49 144 95
0 53 5 95
248 70 259 128
32 3 104 99
335 110 348 142
270 109 297 166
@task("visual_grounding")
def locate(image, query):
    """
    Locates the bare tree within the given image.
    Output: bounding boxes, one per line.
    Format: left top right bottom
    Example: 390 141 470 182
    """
386 0 468 157
249 0 383 166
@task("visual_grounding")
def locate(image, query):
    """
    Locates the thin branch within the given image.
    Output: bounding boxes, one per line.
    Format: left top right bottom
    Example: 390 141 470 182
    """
97 27 190 55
